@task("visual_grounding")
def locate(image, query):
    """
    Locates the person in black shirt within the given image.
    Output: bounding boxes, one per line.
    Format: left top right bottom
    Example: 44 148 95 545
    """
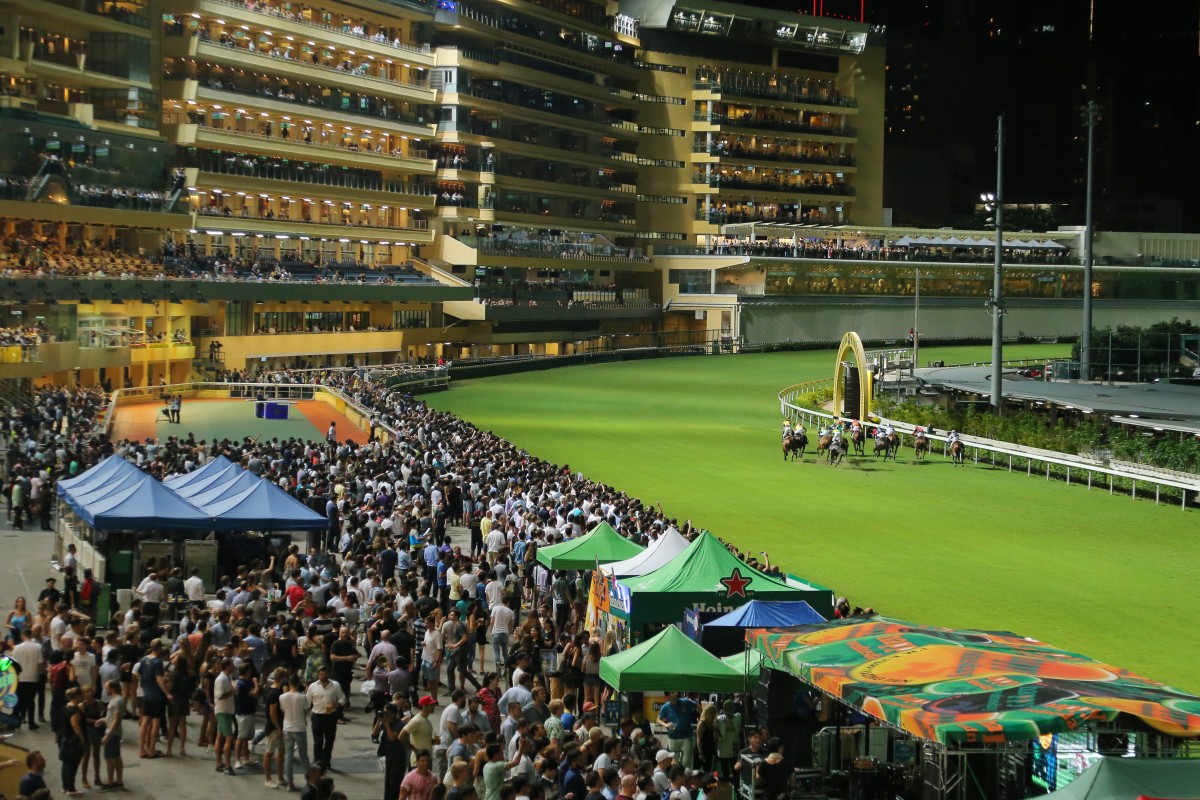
261 668 286 788
757 738 790 800
38 578 61 608
328 626 358 713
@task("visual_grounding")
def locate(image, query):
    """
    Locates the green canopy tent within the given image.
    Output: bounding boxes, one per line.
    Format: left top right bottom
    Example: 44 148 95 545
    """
614 530 828 630
535 521 644 570
720 649 767 681
599 625 745 693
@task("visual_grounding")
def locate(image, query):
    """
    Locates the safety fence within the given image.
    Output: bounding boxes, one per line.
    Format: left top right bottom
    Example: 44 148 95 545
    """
778 382 1200 510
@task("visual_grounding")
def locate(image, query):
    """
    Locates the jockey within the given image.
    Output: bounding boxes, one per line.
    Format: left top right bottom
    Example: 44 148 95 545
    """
914 426 926 439
830 427 843 446
850 418 861 434
782 419 792 439
795 423 806 436
883 422 895 437
948 429 960 444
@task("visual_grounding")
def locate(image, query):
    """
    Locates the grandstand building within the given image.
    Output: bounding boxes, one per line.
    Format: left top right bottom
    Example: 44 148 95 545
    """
0 0 1198 394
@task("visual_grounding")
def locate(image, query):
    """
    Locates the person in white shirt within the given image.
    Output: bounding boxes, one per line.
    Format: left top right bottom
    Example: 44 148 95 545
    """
213 658 238 774
11 627 44 729
69 636 98 692
184 569 206 605
278 675 311 791
305 667 345 769
489 599 515 675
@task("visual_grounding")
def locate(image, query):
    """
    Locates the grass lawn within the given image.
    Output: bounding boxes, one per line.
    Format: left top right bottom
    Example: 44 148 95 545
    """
425 344 1200 691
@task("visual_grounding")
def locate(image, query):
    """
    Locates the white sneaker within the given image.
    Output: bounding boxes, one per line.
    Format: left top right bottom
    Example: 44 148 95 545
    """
234 760 245 770
265 780 280 789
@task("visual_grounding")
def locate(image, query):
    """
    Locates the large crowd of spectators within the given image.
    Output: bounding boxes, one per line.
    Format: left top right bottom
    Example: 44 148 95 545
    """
0 364 869 800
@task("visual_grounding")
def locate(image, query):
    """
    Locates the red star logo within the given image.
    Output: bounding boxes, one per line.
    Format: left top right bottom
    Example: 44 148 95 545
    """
720 568 752 598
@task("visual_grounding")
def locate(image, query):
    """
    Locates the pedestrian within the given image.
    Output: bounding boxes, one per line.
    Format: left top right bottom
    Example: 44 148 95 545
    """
100 678 125 789
306 666 344 770
279 674 311 791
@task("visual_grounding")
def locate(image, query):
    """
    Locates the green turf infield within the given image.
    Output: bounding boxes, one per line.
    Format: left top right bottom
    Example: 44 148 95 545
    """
425 344 1200 691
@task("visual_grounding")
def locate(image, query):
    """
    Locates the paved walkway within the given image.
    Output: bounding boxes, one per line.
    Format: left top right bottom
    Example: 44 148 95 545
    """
0 511 473 800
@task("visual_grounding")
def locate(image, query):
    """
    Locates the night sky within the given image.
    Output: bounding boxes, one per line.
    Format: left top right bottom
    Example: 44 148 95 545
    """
743 0 1200 231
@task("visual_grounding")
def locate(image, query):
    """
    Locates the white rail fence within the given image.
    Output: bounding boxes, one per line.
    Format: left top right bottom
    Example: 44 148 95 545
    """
778 381 1200 510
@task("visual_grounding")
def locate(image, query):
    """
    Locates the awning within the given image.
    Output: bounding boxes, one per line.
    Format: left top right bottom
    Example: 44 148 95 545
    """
599 625 745 693
536 521 644 570
600 526 690 577
749 617 1200 745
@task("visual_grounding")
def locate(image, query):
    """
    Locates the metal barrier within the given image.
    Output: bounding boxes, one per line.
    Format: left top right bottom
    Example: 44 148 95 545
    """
777 382 1200 509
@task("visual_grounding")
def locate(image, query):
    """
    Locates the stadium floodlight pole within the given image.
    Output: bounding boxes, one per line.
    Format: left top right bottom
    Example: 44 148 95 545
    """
1081 101 1101 382
989 113 1004 414
912 266 919 378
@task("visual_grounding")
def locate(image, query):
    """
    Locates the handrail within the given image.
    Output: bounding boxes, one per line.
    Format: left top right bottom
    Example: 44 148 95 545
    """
777 385 1200 507
202 0 432 57
169 115 434 166
195 38 432 94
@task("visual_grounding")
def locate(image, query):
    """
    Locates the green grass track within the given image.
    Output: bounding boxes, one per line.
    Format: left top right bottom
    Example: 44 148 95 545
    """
425 345 1200 691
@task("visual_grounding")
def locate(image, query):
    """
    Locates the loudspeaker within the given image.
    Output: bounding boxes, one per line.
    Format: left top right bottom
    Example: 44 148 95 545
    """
757 668 799 725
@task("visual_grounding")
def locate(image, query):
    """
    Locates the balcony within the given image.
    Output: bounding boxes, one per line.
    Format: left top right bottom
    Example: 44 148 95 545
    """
695 143 856 170
174 0 435 65
24 0 151 31
456 236 651 267
174 37 435 105
701 176 856 198
185 81 434 137
0 340 81 379
164 116 435 174
445 290 660 323
193 211 434 243
130 342 196 364
443 2 637 72
697 113 856 140
693 79 857 110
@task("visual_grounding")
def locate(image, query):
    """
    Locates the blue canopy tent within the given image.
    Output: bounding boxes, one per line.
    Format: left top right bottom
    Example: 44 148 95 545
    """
61 471 215 531
201 479 327 531
163 455 237 491
56 454 132 493
698 600 827 656
187 471 262 508
705 600 827 629
167 461 248 500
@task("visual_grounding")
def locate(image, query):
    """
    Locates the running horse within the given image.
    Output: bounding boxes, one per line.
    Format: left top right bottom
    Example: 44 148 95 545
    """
782 431 808 461
816 433 834 461
850 428 866 456
913 432 930 459
949 439 966 466
873 433 900 460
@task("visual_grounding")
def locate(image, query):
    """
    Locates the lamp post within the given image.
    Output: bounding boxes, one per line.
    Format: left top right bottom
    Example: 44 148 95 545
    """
1081 101 1101 382
983 114 1005 414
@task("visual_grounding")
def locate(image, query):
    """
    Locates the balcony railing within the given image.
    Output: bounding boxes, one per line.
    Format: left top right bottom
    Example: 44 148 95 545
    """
192 36 431 94
452 2 635 67
695 143 855 168
166 113 433 167
696 176 856 197
457 237 649 261
696 113 856 138
693 79 857 109
191 76 431 129
202 0 432 56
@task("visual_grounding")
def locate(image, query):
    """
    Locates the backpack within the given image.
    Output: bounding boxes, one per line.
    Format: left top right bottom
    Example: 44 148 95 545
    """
80 579 95 602
49 660 71 691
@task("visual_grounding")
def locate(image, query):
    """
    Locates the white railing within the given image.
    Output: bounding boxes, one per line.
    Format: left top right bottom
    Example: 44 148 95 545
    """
777 382 1200 510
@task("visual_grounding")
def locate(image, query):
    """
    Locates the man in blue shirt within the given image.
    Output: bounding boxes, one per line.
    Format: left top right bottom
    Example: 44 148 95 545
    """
656 691 700 769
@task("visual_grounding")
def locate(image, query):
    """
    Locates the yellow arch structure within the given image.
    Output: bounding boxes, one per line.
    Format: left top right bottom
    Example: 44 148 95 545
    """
832 331 873 421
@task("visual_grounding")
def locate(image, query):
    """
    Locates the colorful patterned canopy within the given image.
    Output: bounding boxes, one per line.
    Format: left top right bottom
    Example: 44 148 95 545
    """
748 618 1200 745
